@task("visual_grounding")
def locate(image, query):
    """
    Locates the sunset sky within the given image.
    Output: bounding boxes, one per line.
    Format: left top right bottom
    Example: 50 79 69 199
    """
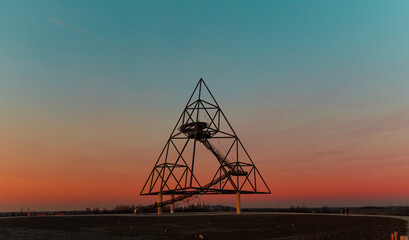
1 0 409 212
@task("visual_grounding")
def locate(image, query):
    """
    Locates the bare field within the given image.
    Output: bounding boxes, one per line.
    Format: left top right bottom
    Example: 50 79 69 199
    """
0 213 406 240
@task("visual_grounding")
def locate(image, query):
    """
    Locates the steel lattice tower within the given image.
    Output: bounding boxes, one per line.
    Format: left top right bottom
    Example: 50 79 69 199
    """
140 78 270 214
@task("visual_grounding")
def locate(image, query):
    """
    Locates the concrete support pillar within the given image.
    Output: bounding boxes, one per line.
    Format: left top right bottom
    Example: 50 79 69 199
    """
170 195 175 214
236 192 241 215
158 193 163 215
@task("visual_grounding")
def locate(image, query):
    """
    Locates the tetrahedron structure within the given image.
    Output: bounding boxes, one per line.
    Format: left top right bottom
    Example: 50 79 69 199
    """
141 78 270 200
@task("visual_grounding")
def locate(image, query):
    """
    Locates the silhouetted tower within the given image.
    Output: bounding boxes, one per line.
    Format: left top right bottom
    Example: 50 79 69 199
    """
140 78 270 214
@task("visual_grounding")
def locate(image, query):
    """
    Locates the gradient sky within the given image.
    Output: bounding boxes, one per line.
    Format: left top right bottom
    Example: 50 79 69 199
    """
1 0 409 212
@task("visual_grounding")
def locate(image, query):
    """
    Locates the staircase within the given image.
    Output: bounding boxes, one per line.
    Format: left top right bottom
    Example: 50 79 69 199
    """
200 139 246 176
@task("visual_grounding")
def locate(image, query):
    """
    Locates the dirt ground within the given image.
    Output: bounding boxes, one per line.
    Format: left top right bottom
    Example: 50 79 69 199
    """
0 213 406 240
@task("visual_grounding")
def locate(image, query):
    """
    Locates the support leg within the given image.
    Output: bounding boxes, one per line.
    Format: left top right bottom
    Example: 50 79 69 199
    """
158 193 162 215
236 192 241 215
170 195 175 214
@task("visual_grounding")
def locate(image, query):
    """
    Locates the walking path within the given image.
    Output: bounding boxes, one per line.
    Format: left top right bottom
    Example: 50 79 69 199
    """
1 211 408 235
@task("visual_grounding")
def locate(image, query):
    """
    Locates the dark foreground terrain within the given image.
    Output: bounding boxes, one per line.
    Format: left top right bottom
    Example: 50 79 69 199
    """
0 213 406 240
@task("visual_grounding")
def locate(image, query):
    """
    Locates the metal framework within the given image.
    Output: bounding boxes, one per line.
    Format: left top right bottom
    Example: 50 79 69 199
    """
140 78 270 201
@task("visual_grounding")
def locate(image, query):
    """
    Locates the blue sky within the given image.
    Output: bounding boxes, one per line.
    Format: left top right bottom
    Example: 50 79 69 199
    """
2 0 409 101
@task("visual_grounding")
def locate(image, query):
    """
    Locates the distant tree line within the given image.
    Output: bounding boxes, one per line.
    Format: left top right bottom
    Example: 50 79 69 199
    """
3 204 409 217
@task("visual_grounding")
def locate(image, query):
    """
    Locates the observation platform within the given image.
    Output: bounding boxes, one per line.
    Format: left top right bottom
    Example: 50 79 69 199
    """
179 122 217 140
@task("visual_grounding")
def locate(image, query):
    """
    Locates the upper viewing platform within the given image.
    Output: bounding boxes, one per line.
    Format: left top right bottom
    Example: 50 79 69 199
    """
179 121 218 140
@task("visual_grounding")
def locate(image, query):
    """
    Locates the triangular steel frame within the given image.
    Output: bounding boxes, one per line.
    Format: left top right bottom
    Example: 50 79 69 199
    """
141 78 271 195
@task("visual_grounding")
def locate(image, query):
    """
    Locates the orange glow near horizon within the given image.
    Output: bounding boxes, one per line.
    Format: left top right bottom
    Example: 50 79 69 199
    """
1 137 408 212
